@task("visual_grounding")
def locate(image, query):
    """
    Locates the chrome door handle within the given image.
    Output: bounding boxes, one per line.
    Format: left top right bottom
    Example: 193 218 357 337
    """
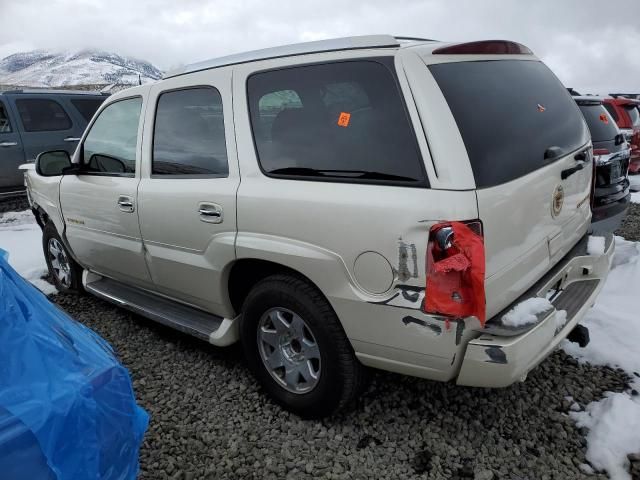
0 141 18 147
198 203 223 223
64 137 81 142
118 196 135 213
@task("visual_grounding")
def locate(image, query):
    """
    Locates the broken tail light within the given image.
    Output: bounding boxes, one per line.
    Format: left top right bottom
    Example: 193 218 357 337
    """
424 221 486 325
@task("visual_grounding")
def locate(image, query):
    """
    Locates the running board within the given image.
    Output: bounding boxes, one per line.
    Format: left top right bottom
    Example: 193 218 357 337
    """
83 272 239 346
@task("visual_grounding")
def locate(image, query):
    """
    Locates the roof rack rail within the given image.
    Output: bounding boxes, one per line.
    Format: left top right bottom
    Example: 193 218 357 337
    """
394 36 436 42
0 88 109 96
165 34 402 79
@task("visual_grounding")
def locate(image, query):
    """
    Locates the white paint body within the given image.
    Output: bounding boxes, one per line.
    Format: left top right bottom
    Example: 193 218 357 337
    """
25 38 613 386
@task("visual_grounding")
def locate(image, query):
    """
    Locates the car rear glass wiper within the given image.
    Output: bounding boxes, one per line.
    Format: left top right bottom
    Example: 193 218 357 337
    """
269 167 418 182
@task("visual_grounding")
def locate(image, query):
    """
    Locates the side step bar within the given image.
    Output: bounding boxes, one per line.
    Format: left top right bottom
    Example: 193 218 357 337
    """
83 272 239 346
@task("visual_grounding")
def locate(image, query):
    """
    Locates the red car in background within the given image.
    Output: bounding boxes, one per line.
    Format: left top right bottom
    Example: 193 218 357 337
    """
602 96 640 173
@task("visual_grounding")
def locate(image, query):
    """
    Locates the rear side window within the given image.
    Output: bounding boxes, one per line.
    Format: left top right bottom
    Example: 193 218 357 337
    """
71 98 106 122
15 98 72 132
83 97 142 175
0 102 11 133
247 60 426 185
603 103 619 123
152 87 228 176
430 60 589 188
625 106 640 127
578 104 620 142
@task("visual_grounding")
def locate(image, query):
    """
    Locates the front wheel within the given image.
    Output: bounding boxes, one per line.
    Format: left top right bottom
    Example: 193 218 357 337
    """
42 223 82 293
240 274 367 418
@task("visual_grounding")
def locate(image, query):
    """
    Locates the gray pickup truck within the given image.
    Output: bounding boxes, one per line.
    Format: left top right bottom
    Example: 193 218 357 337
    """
0 89 107 195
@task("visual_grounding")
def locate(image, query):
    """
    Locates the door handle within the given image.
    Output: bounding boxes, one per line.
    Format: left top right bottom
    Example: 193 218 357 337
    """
0 141 18 147
198 203 223 223
117 196 135 213
561 163 584 180
64 137 81 142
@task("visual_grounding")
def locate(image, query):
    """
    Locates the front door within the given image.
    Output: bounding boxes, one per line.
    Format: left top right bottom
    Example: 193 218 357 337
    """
137 71 239 315
0 100 25 189
60 95 152 288
7 95 79 162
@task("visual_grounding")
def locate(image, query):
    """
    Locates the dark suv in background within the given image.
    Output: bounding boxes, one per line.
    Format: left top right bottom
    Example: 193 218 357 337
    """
0 89 107 195
574 96 631 232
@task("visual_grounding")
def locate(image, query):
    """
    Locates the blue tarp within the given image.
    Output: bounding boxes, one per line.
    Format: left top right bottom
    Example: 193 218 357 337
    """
0 249 148 480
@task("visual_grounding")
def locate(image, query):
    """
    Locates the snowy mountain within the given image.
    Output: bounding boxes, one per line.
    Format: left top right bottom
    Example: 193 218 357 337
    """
0 50 163 87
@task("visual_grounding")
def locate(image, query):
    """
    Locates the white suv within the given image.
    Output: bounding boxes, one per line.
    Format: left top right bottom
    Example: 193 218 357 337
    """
25 35 614 417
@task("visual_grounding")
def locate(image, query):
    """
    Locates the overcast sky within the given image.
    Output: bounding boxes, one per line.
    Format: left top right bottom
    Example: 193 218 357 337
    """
0 0 639 93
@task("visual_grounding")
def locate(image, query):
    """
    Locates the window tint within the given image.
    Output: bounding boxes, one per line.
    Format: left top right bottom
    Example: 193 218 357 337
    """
15 98 72 132
0 102 11 133
579 105 620 142
83 97 142 175
153 88 228 176
430 60 589 188
625 106 640 127
71 98 106 122
247 60 425 185
603 103 619 123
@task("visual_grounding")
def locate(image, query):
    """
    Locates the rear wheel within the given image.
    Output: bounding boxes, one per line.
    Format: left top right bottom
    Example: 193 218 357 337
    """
240 274 366 418
42 223 82 293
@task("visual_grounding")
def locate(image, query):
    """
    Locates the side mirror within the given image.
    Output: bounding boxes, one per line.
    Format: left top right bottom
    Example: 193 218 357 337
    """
35 150 72 177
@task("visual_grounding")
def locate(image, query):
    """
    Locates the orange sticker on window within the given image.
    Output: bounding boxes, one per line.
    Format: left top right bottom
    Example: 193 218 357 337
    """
599 113 609 124
337 112 351 127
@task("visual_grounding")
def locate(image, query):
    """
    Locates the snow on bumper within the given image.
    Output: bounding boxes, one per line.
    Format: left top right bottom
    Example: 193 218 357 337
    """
456 233 615 388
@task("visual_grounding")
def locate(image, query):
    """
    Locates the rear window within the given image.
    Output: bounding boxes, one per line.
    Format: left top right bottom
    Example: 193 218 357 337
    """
15 98 72 132
71 98 105 122
578 104 619 142
430 60 589 188
247 59 426 186
625 105 640 127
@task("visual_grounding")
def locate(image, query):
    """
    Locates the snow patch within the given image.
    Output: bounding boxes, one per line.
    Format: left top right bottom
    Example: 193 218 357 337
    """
562 236 640 480
587 236 605 256
0 209 57 295
571 393 640 480
631 192 640 204
502 297 553 327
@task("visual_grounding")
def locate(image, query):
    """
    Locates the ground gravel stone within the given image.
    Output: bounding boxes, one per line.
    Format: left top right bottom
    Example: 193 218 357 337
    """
3 195 638 478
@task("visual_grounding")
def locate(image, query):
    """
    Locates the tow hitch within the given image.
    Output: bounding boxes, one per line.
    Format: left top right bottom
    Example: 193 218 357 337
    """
567 324 590 347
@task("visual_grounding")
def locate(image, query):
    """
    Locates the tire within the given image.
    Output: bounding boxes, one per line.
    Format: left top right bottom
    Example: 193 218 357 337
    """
240 273 367 418
42 222 83 293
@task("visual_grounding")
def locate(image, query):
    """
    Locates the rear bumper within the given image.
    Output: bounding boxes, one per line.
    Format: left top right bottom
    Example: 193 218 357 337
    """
456 233 614 388
591 193 630 234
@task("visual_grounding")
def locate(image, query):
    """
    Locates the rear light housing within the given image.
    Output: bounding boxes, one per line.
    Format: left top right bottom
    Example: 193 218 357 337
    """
424 220 486 325
433 40 533 55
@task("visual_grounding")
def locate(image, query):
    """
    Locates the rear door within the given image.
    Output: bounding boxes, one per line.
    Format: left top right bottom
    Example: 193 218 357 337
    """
0 98 25 189
137 70 239 315
429 59 592 318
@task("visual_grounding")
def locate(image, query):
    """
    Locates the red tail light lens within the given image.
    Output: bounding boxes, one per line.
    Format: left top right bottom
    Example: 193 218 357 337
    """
433 40 532 55
593 148 610 156
424 221 486 325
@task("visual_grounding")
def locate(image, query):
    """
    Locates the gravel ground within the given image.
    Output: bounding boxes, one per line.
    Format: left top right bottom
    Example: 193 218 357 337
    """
4 195 639 479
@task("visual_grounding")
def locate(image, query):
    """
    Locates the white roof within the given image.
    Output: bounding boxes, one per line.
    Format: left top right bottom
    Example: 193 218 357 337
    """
164 35 433 79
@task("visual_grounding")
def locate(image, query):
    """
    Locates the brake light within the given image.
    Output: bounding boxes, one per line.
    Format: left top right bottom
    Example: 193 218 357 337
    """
424 221 486 325
433 40 533 55
590 149 596 209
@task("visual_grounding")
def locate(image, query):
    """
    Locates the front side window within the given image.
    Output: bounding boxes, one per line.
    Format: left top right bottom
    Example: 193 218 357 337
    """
83 97 142 175
153 87 228 176
16 98 72 132
0 102 11 133
247 60 426 185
